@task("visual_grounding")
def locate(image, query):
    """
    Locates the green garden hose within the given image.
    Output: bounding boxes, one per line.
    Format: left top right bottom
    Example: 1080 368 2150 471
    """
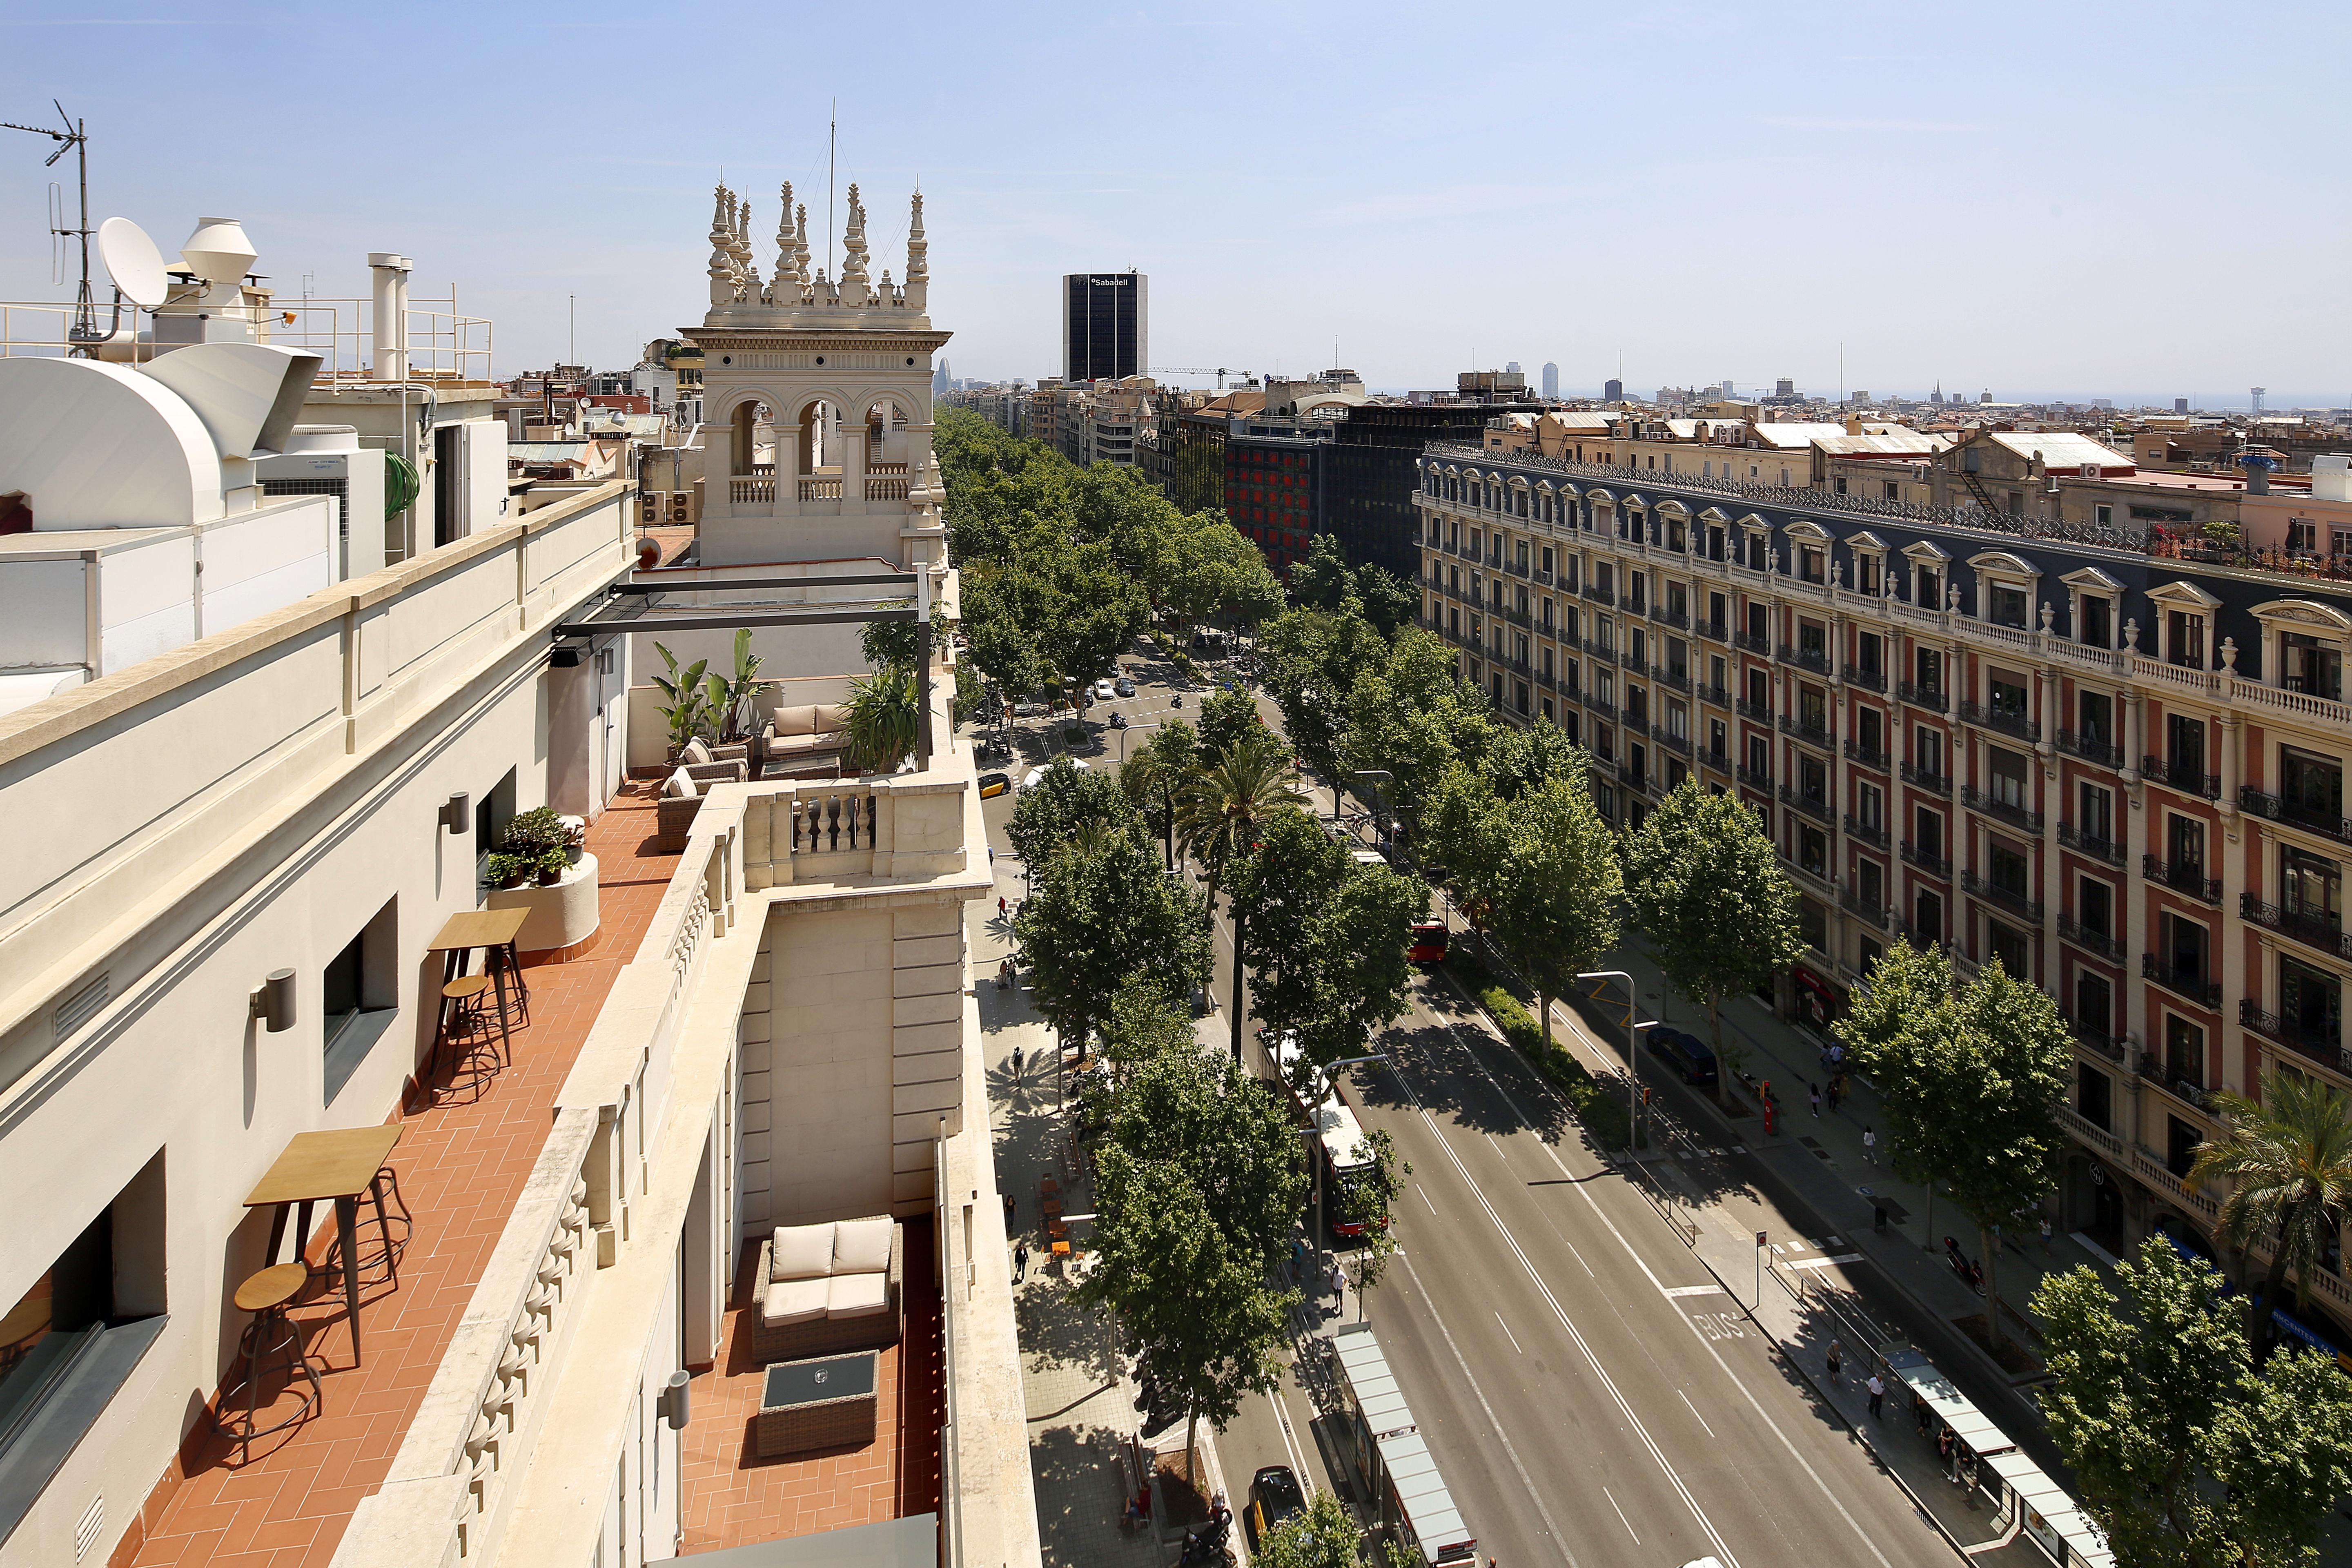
383 450 421 521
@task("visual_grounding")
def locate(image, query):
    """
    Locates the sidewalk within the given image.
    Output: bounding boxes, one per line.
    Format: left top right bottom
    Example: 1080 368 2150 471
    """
978 849 1236 1568
1586 942 2114 1369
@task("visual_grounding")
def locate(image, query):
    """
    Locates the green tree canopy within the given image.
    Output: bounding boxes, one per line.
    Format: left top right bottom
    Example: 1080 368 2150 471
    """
1624 782 1802 1091
1477 768 1622 1051
1119 719 1202 866
1837 942 2071 1344
2188 1072 2352 1348
1005 755 1137 870
1197 686 1274 759
1014 825 1213 1049
2036 1236 2352 1568
1258 605 1390 785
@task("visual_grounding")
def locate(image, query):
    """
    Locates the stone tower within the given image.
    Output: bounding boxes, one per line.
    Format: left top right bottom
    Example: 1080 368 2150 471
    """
686 183 950 571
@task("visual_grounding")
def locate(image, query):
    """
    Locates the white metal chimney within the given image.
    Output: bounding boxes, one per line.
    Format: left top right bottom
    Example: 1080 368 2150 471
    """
368 252 412 382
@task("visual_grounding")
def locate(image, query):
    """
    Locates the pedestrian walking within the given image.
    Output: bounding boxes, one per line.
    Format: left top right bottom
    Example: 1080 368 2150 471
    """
998 895 1007 917
1866 1373 1884 1420
1862 1125 1878 1165
1013 1238 1029 1282
1826 1078 1842 1116
1826 1340 1842 1381
2040 1216 2054 1254
1011 1045 1024 1080
1809 1082 1822 1118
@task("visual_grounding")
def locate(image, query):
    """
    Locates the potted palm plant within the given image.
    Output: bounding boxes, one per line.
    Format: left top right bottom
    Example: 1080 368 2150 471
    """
653 641 715 762
844 665 920 774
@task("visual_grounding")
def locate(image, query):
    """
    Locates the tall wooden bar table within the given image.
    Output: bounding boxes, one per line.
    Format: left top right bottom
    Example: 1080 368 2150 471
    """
243 1125 403 1365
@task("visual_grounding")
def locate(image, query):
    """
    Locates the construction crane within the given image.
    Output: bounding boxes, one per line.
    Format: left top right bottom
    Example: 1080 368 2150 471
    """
1151 366 1256 390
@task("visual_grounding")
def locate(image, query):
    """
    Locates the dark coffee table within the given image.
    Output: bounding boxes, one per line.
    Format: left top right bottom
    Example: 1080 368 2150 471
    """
755 1350 879 1457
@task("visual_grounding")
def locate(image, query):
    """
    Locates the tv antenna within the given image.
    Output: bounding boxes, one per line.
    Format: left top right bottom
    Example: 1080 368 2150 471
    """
4 102 95 346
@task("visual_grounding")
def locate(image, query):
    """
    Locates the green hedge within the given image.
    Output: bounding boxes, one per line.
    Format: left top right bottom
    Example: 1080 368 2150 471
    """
1444 951 1639 1150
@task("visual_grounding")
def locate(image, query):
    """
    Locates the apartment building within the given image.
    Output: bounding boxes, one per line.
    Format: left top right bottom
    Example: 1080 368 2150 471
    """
1416 440 2352 1334
0 184 1030 1568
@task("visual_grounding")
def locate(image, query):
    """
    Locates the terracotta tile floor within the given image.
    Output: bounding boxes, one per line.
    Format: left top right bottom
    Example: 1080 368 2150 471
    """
679 1224 943 1554
120 787 681 1568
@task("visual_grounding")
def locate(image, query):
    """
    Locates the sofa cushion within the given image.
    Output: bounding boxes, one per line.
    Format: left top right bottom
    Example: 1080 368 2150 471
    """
762 1277 829 1327
770 1223 837 1281
682 737 714 766
779 704 819 737
832 1217 894 1275
813 703 849 733
662 768 697 800
825 1270 890 1319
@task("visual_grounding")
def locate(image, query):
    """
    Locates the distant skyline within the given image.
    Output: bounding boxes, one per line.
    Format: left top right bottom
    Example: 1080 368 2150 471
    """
2 2 2346 395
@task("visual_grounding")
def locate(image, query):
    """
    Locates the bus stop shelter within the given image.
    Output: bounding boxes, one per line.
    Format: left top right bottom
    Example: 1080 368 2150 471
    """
1328 1322 1476 1566
1880 1349 2112 1568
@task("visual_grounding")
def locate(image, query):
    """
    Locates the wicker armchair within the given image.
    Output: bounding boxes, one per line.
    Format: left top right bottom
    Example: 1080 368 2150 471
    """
751 1217 904 1365
653 759 746 852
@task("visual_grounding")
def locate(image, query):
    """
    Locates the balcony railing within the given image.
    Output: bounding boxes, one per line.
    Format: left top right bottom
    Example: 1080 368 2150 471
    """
1650 723 1693 757
1733 630 1771 656
2058 915 2125 962
1900 840 1952 878
1622 653 1652 679
2063 1017 2127 1064
1839 888 1889 929
1844 813 1889 850
2239 895 2352 958
1842 662 1889 693
1583 584 1616 606
1843 739 1891 772
1779 785 1833 825
1584 638 1618 666
1737 764 1774 793
1962 870 2045 923
1652 606 1690 631
2141 952 2222 1009
1958 700 2040 742
1700 748 1733 775
2143 856 2222 904
1779 715 1833 751
1960 786 2044 833
1901 762 1953 796
1737 697 1775 724
2240 999 2352 1074
1658 666 1692 694
2138 1056 2212 1112
2240 787 2352 846
1776 645 1829 676
1696 683 1731 710
1897 681 1949 713
1696 619 1729 644
2133 1146 2218 1216
2060 1105 2127 1161
2141 755 2221 800
2056 730 2125 769
2058 822 2128 866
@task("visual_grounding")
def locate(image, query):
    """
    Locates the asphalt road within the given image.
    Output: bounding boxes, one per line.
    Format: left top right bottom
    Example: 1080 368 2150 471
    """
987 648 1963 1568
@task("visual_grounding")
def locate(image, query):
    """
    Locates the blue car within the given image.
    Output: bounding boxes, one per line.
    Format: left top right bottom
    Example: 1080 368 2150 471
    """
1646 1026 1719 1086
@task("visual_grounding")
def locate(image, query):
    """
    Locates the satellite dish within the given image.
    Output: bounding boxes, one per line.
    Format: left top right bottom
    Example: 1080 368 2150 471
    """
98 216 168 308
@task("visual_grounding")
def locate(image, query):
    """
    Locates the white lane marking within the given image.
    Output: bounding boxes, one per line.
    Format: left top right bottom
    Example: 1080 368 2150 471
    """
1271 1383 1317 1499
1496 1313 1523 1355
1784 1253 1866 1272
1601 1486 1641 1545
1663 1284 1725 1298
1421 1186 1439 1216
1400 1254 1584 1568
1391 1060 1740 1567
1409 987 1898 1568
1679 1388 1717 1439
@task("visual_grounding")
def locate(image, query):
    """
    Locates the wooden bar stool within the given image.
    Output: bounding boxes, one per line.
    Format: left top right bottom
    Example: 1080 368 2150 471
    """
434 975 508 1100
216 1263 324 1460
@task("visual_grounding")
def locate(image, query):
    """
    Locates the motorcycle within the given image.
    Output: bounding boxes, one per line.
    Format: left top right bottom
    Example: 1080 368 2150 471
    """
1110 711 1128 730
1943 1235 1985 1294
1171 693 1183 709
1179 1500 1234 1566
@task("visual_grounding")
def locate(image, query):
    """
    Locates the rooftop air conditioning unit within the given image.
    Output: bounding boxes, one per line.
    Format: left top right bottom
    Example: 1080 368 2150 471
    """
2079 463 2101 480
255 426 386 579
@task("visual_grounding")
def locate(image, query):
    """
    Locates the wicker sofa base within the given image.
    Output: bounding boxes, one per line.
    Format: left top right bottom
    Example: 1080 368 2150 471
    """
750 1217 905 1365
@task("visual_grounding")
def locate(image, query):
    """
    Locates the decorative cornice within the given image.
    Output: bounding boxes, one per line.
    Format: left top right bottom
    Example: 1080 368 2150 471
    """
682 329 953 352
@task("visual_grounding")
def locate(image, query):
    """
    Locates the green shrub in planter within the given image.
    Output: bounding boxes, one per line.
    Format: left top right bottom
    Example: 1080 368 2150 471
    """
501 806 570 858
485 851 531 889
1444 950 1638 1150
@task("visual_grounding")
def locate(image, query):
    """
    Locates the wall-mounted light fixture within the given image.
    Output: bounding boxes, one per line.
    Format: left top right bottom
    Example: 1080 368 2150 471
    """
249 968 296 1033
658 1368 691 1431
439 792 470 833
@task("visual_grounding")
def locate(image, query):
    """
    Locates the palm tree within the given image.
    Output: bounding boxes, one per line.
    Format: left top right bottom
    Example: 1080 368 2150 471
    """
1120 722 1200 871
2188 1071 2352 1348
1175 734 1306 914
1176 735 1307 1061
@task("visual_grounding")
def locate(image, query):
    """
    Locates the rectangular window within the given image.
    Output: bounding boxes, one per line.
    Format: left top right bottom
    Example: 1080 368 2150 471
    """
1856 631 1883 680
1989 838 2030 897
1916 565 1941 607
1988 584 2028 628
1916 727 1944 776
1799 827 1828 878
1857 782 1883 831
2080 595 2110 648
2281 954 2343 1051
2079 782 2114 843
2078 875 2112 937
1987 918 2029 978
2168 713 2206 777
1858 555 1880 595
2167 610 2206 669
1989 673 2029 721
1858 857 1884 909
2165 1013 2205 1089
2077 972 2113 1040
2282 746 2344 821
1915 646 1943 695
1915 806 1944 859
1857 707 1884 755
2282 632 2344 701
1989 747 2029 807
2167 813 2205 873
1914 889 1943 944
2078 1060 2111 1129
2282 845 2342 927
0 1150 168 1445
474 766 518 866
2078 690 2111 745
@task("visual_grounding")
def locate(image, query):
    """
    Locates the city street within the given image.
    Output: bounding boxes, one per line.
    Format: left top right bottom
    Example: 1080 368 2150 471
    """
983 645 2040 1568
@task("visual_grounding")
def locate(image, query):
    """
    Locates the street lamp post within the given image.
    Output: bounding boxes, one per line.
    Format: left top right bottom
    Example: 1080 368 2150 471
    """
1348 770 1394 845
1577 970 1662 1149
1116 720 1176 870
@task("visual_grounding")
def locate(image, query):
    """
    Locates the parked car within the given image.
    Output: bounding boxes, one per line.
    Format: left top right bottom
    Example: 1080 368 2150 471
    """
1010 700 1048 718
1114 675 1136 697
1243 1466 1306 1549
1646 1025 1719 1086
1094 678 1117 700
977 771 1011 800
1019 760 1090 792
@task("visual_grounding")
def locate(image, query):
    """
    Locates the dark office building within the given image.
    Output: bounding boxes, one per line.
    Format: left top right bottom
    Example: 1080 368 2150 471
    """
1227 428 1330 576
1061 271 1147 383
1328 403 1537 580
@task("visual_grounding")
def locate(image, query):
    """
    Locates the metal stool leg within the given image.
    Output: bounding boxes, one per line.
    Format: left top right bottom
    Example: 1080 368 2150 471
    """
216 1300 324 1460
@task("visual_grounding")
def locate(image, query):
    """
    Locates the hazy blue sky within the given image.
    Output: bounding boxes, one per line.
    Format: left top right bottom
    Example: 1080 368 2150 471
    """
2 2 2345 406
